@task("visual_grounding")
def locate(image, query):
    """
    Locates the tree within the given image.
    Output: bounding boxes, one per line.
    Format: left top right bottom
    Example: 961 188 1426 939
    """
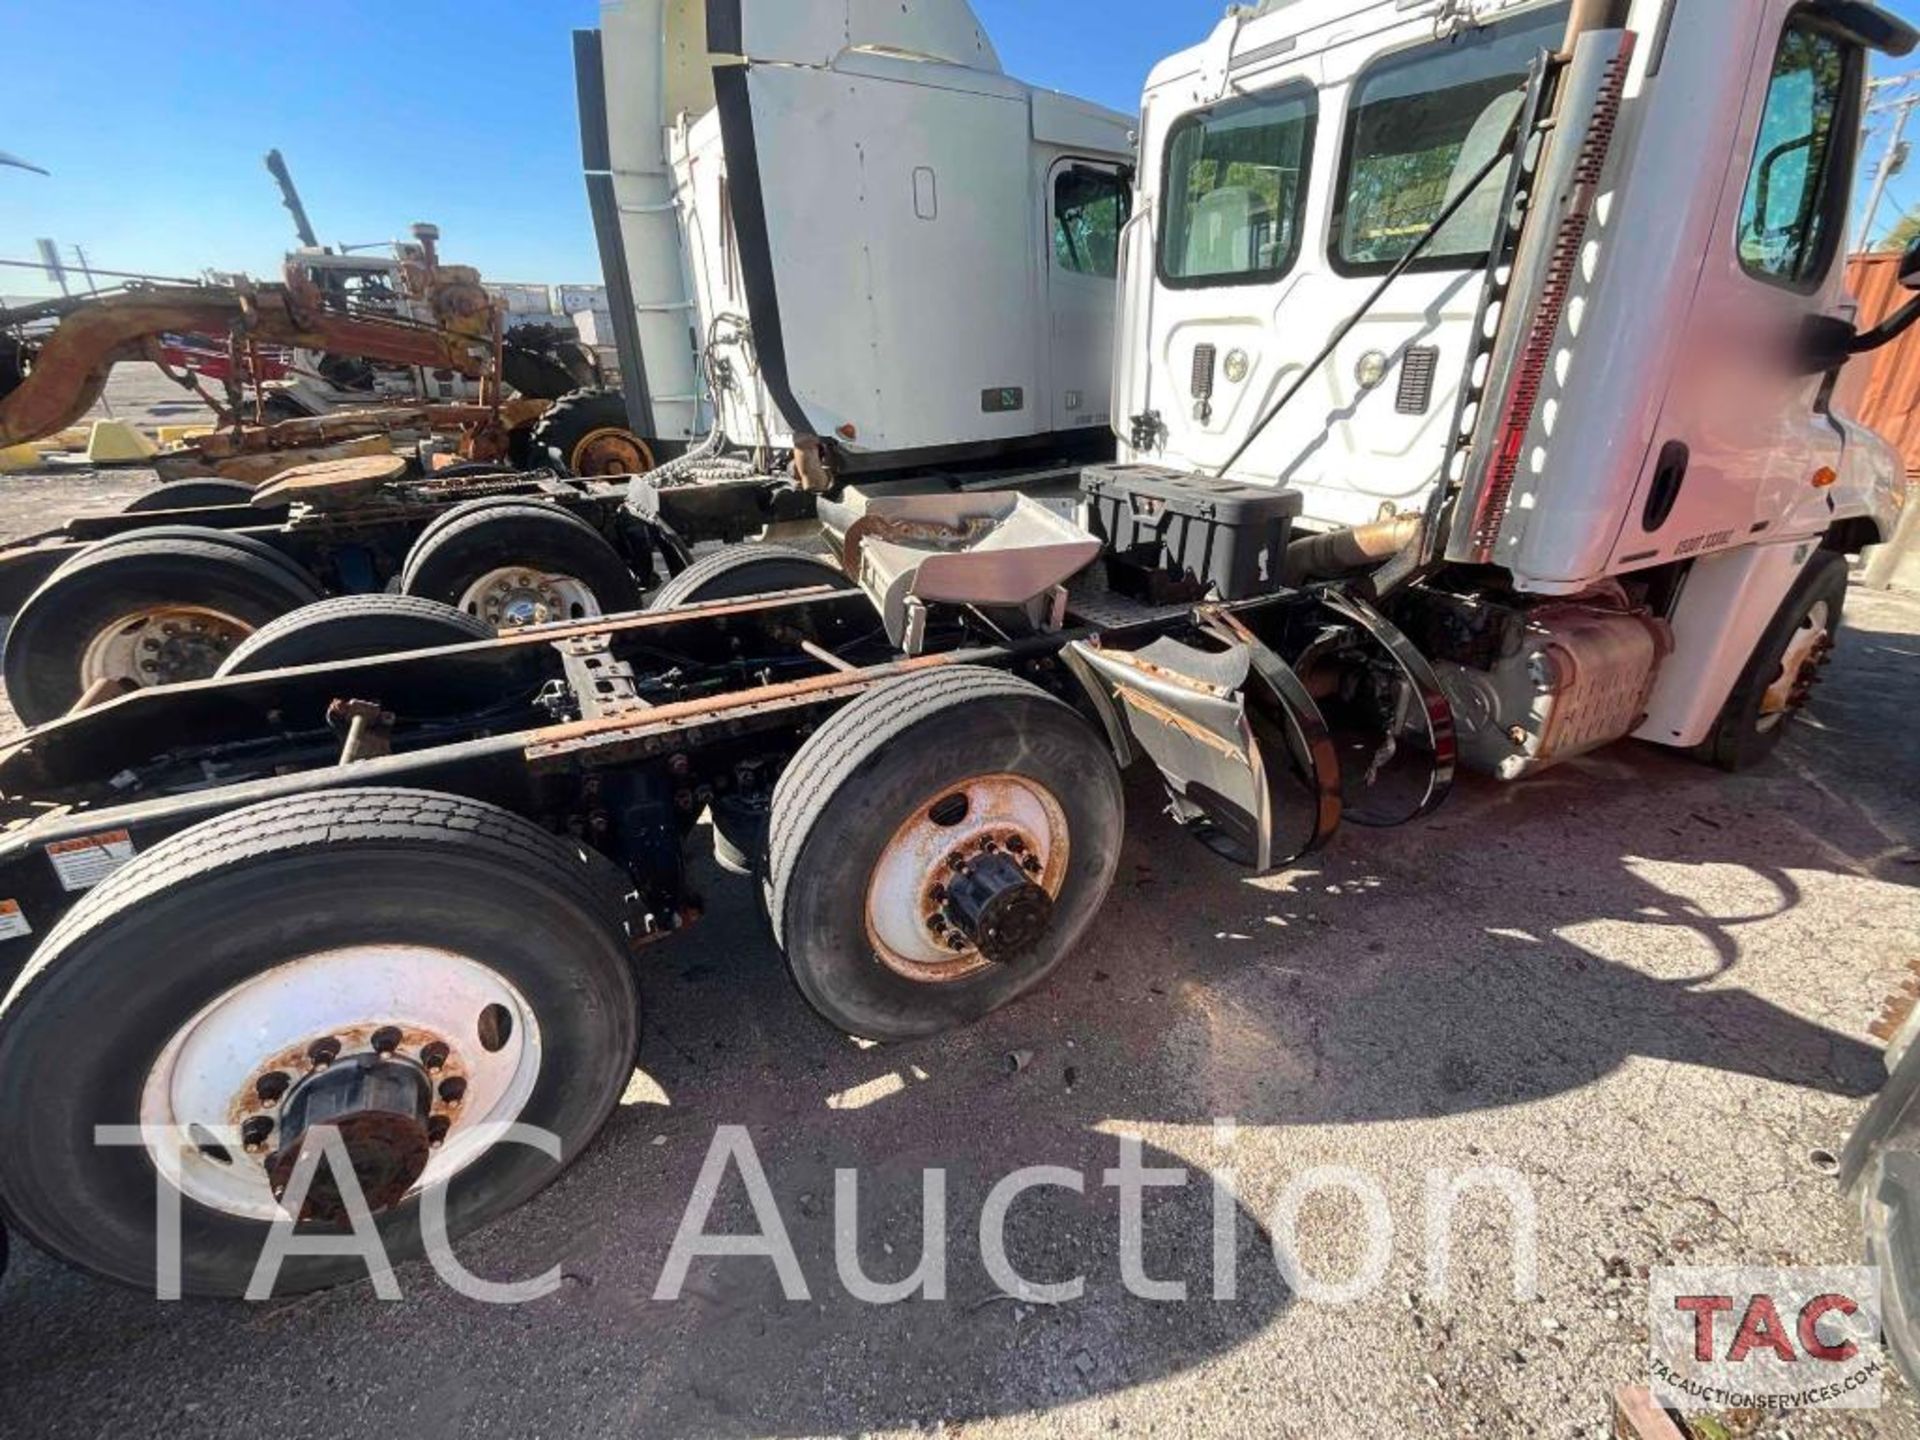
1885 205 1920 254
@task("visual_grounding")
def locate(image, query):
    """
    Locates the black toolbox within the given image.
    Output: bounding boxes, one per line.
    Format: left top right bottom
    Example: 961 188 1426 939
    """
1079 463 1302 603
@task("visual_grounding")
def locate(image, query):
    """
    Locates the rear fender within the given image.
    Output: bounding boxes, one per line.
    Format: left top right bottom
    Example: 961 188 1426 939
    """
1064 592 1456 871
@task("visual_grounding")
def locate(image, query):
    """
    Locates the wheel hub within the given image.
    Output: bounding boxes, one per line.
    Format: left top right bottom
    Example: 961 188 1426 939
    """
457 567 600 628
81 606 252 689
940 848 1054 963
241 1023 473 1225
141 946 539 1223
570 427 654 478
264 1054 434 1224
865 776 1070 984
1760 600 1836 729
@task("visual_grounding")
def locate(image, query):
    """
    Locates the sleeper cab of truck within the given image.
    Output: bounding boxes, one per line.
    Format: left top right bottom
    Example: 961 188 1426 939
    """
580 0 1135 481
1111 0 1912 778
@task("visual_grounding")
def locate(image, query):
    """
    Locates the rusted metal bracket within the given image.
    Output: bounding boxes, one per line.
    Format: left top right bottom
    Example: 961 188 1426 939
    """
557 634 652 724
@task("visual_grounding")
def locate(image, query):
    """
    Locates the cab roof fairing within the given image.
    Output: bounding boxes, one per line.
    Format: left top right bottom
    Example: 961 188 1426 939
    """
698 0 1003 74
1141 0 1562 105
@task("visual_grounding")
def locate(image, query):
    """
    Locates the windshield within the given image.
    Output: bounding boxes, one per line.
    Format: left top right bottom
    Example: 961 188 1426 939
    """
1332 4 1569 272
1159 86 1317 288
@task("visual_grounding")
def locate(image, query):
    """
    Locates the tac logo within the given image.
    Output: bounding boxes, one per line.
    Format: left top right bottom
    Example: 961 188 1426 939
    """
1649 1266 1883 1412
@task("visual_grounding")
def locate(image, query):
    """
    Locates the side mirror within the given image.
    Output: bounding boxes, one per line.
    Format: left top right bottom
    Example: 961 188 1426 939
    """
1901 236 1920 291
1799 313 1860 374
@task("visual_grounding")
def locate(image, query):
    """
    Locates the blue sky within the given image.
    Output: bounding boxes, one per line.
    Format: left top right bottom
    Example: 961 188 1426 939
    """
3 0 1920 298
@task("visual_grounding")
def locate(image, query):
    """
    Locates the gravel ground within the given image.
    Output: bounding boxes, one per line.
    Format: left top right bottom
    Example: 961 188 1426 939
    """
0 374 1917 1437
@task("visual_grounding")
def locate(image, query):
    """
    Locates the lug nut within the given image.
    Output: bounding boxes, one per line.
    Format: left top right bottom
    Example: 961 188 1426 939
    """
307 1036 341 1068
928 885 947 906
420 1042 450 1072
947 934 969 953
255 1071 291 1105
947 851 969 872
1023 856 1043 875
240 1116 275 1152
1005 836 1026 855
438 1076 468 1105
427 1115 452 1147
370 1026 403 1055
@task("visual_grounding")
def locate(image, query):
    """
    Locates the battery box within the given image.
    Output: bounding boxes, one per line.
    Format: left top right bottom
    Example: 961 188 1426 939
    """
1079 463 1302 603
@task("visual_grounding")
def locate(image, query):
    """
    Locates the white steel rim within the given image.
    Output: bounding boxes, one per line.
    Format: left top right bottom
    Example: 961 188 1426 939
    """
1758 598 1832 733
457 567 601 629
80 605 253 689
864 774 1070 984
139 944 543 1221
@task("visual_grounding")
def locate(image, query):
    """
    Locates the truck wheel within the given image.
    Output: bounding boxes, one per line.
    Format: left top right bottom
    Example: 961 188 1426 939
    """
1697 550 1848 773
401 501 641 628
217 595 495 676
0 788 639 1297
3 534 324 724
650 544 852 611
121 480 260 514
765 667 1124 1041
531 390 654 478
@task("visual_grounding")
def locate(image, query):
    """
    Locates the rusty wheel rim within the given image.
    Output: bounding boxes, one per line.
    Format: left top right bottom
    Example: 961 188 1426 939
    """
863 774 1070 984
1759 598 1833 733
80 605 253 690
569 427 654 478
138 945 542 1221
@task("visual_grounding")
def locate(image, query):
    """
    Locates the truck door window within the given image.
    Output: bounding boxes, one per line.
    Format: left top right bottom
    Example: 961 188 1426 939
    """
1054 167 1131 279
1331 4 1569 274
1737 15 1858 290
1158 87 1317 288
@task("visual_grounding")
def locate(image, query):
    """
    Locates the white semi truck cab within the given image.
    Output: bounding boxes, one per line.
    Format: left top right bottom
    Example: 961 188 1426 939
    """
1101 0 1917 778
576 0 1135 485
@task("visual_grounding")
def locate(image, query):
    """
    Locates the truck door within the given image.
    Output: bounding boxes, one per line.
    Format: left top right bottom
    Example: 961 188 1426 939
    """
1126 3 1569 532
1609 5 1864 568
1045 160 1129 435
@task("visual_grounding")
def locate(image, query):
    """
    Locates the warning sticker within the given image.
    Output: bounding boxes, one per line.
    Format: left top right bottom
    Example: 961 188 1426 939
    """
46 830 136 892
0 901 29 941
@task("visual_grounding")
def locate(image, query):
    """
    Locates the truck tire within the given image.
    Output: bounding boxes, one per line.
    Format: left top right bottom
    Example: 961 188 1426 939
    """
3 534 324 724
0 788 639 1297
1696 549 1848 772
121 480 260 514
406 494 554 558
401 501 641 627
531 390 653 478
765 667 1124 1041
649 544 852 611
55 523 318 595
217 595 495 677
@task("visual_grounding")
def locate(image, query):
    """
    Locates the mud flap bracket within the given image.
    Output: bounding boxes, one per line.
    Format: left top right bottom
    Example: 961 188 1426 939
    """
1064 590 1456 871
1066 623 1341 872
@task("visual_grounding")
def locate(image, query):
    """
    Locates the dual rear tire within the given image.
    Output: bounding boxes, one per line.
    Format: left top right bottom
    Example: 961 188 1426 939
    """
0 659 1122 1296
0 790 639 1297
767 667 1125 1041
3 528 324 724
400 500 641 627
